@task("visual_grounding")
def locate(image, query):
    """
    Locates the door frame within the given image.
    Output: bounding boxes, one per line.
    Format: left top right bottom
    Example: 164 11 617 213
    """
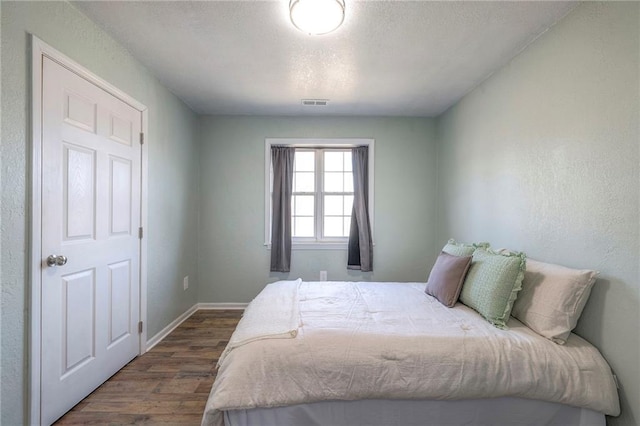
29 35 148 425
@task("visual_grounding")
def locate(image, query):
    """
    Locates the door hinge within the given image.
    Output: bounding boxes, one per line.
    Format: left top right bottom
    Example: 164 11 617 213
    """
138 227 143 239
139 132 144 145
138 321 143 334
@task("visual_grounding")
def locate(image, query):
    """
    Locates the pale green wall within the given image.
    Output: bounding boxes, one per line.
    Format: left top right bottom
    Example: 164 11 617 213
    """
0 2 200 424
436 3 639 425
198 116 437 303
2 1 637 425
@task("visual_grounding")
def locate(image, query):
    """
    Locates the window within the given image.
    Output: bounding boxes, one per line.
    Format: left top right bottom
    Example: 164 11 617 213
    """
292 149 353 239
265 138 374 249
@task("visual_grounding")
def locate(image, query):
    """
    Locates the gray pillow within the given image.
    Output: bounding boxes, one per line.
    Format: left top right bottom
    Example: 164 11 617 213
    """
425 251 473 307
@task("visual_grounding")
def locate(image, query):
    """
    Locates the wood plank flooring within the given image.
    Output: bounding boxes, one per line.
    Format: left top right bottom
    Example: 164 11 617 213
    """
55 309 243 425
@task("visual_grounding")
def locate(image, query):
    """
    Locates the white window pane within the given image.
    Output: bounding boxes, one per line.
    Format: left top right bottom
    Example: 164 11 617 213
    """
324 172 343 192
324 195 343 216
343 195 354 215
344 151 352 171
344 172 354 192
344 217 352 237
295 151 315 172
294 172 315 192
294 217 314 237
294 195 314 216
324 151 343 171
324 217 343 237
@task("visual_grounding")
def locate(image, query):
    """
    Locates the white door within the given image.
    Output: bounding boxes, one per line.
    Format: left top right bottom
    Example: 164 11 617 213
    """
40 57 142 425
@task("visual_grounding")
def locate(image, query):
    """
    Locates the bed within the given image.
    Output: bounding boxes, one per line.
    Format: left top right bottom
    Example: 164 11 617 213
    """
202 279 619 426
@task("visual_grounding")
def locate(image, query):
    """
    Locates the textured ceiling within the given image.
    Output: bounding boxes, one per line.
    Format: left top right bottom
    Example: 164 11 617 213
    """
73 1 576 117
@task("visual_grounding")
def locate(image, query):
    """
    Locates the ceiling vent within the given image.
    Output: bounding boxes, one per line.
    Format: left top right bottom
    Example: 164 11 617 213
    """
301 99 329 106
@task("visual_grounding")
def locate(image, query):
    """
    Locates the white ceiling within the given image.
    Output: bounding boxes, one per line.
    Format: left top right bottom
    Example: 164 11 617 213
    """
73 1 576 117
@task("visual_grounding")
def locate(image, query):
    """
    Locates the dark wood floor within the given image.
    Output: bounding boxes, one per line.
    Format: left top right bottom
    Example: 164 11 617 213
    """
55 309 243 425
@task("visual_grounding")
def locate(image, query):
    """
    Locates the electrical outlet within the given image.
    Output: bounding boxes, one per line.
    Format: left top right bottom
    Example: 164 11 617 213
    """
183 276 189 291
319 271 327 281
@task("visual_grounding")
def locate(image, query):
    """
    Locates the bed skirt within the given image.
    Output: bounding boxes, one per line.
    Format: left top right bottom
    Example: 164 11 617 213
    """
223 397 605 426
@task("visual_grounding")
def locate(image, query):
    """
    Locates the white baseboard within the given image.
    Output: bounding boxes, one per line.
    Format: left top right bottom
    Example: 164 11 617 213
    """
197 302 248 310
145 303 247 351
146 304 198 351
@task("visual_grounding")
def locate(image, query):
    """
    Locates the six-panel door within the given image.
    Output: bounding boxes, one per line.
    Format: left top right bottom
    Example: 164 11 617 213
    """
41 57 142 425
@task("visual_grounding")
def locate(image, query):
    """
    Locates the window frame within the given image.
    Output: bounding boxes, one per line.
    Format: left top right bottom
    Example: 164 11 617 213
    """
265 138 375 250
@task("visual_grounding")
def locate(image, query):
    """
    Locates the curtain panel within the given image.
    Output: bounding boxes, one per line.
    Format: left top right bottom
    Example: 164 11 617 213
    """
348 146 373 271
270 146 295 272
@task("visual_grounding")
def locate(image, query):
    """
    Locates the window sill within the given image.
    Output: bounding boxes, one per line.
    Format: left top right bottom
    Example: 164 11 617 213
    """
265 242 348 251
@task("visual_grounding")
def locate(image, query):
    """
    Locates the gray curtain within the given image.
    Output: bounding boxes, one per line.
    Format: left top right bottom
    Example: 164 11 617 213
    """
270 146 295 272
348 146 373 271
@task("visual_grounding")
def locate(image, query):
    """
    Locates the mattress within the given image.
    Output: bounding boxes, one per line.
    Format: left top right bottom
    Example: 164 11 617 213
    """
202 281 619 426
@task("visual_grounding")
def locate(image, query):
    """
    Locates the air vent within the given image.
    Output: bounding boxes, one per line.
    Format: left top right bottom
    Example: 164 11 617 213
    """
301 99 329 106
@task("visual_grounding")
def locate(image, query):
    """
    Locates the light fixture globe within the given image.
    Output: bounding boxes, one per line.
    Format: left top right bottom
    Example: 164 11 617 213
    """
290 0 345 35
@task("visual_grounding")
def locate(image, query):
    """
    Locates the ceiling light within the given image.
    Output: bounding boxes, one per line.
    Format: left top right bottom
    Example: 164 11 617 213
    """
289 0 345 36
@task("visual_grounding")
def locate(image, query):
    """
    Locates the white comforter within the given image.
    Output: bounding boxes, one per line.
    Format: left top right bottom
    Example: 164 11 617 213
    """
202 281 619 426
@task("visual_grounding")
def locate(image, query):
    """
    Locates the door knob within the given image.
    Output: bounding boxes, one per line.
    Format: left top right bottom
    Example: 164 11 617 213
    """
47 255 68 267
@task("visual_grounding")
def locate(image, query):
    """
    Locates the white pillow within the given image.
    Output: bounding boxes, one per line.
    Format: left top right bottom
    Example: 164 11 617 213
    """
511 258 598 344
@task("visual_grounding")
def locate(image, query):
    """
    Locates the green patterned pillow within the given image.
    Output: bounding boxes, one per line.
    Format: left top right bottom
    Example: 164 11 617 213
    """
442 239 490 257
460 248 526 329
